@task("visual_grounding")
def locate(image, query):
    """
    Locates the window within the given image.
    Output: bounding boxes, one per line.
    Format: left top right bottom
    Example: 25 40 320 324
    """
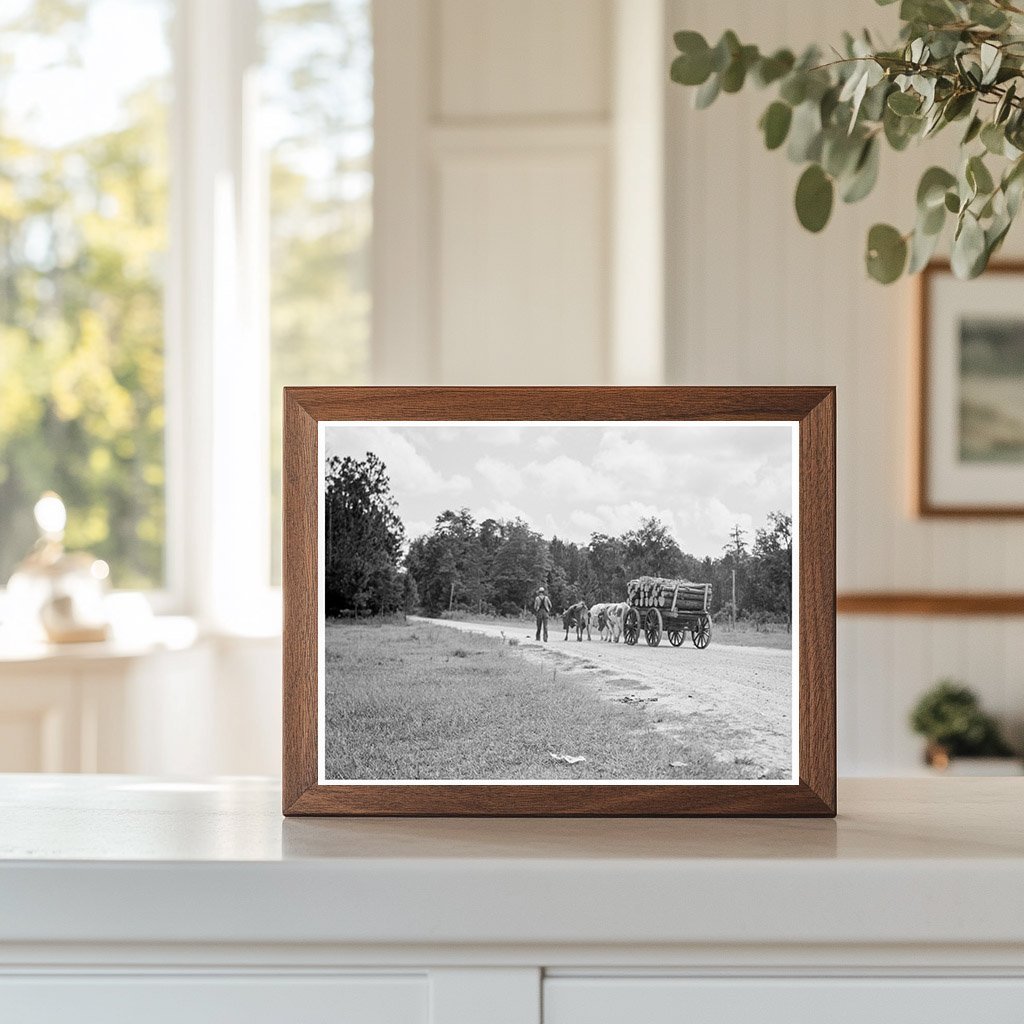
0 0 373 613
0 0 172 589
262 0 373 581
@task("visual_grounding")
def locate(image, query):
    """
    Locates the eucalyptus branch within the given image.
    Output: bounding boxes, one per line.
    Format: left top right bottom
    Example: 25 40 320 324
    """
670 0 1024 283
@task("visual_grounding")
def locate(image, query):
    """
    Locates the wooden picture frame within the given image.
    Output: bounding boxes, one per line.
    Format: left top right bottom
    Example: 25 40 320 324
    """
917 261 1024 517
283 387 836 816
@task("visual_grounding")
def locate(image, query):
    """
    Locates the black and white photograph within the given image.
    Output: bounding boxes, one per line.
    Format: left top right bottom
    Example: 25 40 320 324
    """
318 420 798 785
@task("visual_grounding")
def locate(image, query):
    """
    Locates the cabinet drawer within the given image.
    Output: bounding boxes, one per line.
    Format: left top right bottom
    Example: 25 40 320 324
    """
544 977 1024 1024
0 974 427 1024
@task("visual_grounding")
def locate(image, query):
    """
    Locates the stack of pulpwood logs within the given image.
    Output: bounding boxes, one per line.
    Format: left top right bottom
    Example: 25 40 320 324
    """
626 577 711 612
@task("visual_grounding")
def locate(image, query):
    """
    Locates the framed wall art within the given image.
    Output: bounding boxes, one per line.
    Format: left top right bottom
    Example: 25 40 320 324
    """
282 387 836 816
918 261 1024 517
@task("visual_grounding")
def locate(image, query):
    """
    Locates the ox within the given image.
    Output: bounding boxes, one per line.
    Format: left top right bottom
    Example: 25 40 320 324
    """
588 603 614 642
604 602 629 643
561 601 590 642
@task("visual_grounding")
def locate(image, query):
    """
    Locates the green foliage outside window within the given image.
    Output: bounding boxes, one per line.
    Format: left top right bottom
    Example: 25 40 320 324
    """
265 0 372 582
0 0 170 587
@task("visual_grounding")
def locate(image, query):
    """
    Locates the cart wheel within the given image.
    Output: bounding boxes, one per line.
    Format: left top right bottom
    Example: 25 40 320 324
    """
644 607 662 647
623 607 640 646
668 629 684 647
692 613 712 649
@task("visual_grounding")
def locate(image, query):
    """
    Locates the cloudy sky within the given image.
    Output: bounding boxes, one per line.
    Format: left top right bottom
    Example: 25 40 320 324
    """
323 421 795 558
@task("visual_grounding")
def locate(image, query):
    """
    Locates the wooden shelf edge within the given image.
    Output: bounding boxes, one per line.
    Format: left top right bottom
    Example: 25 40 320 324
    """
838 593 1024 616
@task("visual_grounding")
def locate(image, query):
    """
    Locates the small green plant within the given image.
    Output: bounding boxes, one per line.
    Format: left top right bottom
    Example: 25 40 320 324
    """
670 0 1024 283
909 679 1014 757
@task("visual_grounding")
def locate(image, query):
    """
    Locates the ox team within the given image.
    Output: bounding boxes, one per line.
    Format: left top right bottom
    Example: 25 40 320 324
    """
533 588 628 644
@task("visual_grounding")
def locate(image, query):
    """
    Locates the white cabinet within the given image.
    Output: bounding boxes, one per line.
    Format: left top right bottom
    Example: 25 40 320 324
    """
2 777 1023 1024
1 975 428 1024
544 977 1024 1024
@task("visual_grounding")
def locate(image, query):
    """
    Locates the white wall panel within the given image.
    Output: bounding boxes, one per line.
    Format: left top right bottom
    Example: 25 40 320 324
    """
437 151 608 384
438 0 610 120
665 0 1024 773
376 0 624 386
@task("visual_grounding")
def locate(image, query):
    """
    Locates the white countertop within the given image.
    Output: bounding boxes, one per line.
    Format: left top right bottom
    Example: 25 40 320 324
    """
2 775 1023 951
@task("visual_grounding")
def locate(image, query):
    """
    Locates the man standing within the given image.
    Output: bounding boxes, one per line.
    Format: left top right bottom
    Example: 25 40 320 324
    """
533 586 552 642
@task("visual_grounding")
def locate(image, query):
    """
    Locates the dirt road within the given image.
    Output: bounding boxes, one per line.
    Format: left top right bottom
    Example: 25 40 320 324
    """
411 615 794 779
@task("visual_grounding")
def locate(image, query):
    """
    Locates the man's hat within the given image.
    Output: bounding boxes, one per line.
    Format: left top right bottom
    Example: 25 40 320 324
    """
538 586 546 593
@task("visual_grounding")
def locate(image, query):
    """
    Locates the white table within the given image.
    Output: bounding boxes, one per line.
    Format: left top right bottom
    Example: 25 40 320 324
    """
1 775 1023 1023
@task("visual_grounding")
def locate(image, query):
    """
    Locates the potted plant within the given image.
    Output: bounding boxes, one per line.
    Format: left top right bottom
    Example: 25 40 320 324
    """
909 679 1019 772
670 0 1024 283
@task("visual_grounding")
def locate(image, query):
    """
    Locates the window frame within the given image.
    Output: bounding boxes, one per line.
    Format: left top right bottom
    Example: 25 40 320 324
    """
165 0 280 632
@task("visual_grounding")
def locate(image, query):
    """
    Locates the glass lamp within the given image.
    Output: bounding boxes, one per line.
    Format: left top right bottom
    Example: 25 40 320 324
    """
5 493 111 644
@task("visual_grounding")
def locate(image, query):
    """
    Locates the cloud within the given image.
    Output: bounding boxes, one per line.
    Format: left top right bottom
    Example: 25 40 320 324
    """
475 456 523 495
325 425 471 495
524 455 618 503
568 502 679 543
595 431 666 488
563 498 756 557
404 519 432 541
473 500 532 525
478 424 524 445
328 422 794 560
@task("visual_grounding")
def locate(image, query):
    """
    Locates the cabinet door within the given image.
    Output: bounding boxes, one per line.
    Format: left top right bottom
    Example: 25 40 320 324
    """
0 974 428 1024
544 977 1024 1024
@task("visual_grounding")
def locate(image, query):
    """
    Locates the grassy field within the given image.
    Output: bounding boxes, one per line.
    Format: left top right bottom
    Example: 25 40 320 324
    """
324 620 751 781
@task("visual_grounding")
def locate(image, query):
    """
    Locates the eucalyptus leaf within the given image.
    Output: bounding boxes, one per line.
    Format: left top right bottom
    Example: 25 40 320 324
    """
779 73 807 106
967 154 995 195
694 73 721 109
710 31 740 73
1004 158 1024 216
760 101 793 150
795 164 834 232
970 2 1009 29
787 100 823 162
754 49 795 87
721 44 759 93
962 115 983 145
996 83 1017 125
922 102 946 137
861 79 892 122
942 91 974 122
980 42 1002 86
822 128 863 178
842 137 880 203
908 221 942 273
951 212 986 278
888 90 921 115
671 53 711 87
917 166 957 210
884 106 922 150
921 200 946 235
866 223 908 283
981 122 1006 155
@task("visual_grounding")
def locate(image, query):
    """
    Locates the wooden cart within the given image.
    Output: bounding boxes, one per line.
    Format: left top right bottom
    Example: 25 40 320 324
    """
622 577 712 649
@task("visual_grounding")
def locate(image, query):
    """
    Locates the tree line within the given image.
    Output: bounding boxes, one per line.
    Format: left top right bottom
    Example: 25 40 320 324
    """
324 454 793 627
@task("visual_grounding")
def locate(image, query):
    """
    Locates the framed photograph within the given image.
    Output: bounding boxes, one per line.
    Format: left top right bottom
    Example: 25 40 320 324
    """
283 387 835 816
918 261 1024 516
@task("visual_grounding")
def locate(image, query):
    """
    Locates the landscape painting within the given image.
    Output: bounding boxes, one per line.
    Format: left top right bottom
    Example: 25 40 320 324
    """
959 317 1024 463
318 421 798 785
